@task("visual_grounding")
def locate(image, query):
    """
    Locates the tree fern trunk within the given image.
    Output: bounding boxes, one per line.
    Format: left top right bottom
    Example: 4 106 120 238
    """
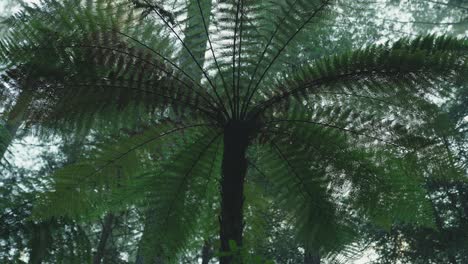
219 122 249 264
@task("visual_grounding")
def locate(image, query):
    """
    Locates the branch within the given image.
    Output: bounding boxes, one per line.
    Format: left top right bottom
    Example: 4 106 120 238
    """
426 0 468 11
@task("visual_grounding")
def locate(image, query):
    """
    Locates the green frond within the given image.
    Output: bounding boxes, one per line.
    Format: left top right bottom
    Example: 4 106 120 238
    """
137 128 222 261
0 0 221 131
33 121 216 220
33 120 222 261
253 112 438 255
253 136 353 253
252 35 468 116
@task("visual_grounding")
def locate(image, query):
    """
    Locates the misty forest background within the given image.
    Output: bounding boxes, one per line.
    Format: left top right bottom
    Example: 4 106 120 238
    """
0 0 467 263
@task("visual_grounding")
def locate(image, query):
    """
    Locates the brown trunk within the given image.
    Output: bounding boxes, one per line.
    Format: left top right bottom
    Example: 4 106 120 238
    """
93 213 114 264
219 121 250 264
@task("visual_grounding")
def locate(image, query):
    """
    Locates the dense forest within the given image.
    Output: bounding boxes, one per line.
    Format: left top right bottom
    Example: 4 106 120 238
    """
0 0 467 263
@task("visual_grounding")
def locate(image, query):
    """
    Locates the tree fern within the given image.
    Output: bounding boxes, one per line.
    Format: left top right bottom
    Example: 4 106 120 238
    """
1 0 467 263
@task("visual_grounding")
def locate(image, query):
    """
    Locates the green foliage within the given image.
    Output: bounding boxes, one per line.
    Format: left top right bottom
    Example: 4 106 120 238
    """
0 0 467 262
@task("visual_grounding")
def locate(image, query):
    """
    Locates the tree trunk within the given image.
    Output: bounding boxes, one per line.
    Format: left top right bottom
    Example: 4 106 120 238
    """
219 122 250 264
201 239 213 264
135 243 144 264
93 213 114 264
181 0 212 84
135 210 166 264
28 221 53 264
0 89 32 161
304 249 320 264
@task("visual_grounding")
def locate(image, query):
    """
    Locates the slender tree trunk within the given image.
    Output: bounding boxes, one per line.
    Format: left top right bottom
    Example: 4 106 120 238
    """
135 241 145 264
135 210 166 264
304 249 320 264
93 213 114 264
0 89 32 160
28 221 53 264
181 0 212 84
219 122 249 264
426 183 457 264
201 239 213 264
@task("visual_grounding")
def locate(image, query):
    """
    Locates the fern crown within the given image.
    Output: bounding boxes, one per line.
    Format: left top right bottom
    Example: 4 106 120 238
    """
1 0 467 260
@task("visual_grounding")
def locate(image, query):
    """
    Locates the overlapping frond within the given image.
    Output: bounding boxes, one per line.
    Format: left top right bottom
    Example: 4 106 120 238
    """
251 35 468 117
136 127 222 261
254 135 355 254
254 110 438 254
33 120 222 261
33 121 216 219
0 0 222 132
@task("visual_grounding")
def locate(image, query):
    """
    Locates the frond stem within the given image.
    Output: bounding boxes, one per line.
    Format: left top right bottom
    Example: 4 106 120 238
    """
241 0 332 118
86 123 216 179
195 0 234 116
271 140 315 200
240 0 300 117
266 119 404 149
236 0 245 120
142 0 230 118
159 131 222 235
232 0 242 119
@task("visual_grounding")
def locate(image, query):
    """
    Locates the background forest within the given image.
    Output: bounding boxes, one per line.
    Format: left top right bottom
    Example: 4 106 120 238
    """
0 0 467 263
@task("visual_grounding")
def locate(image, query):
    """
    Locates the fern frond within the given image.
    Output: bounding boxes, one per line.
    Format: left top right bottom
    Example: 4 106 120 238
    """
254 115 436 254
241 0 334 117
137 128 222 261
0 0 223 131
33 121 216 220
252 35 468 117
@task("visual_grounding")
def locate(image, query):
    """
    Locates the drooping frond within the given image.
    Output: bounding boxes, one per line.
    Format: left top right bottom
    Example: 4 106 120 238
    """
0 0 223 132
135 127 222 261
266 124 432 234
33 120 216 219
254 133 356 254
33 120 222 260
254 112 437 254
262 98 441 153
250 35 468 118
